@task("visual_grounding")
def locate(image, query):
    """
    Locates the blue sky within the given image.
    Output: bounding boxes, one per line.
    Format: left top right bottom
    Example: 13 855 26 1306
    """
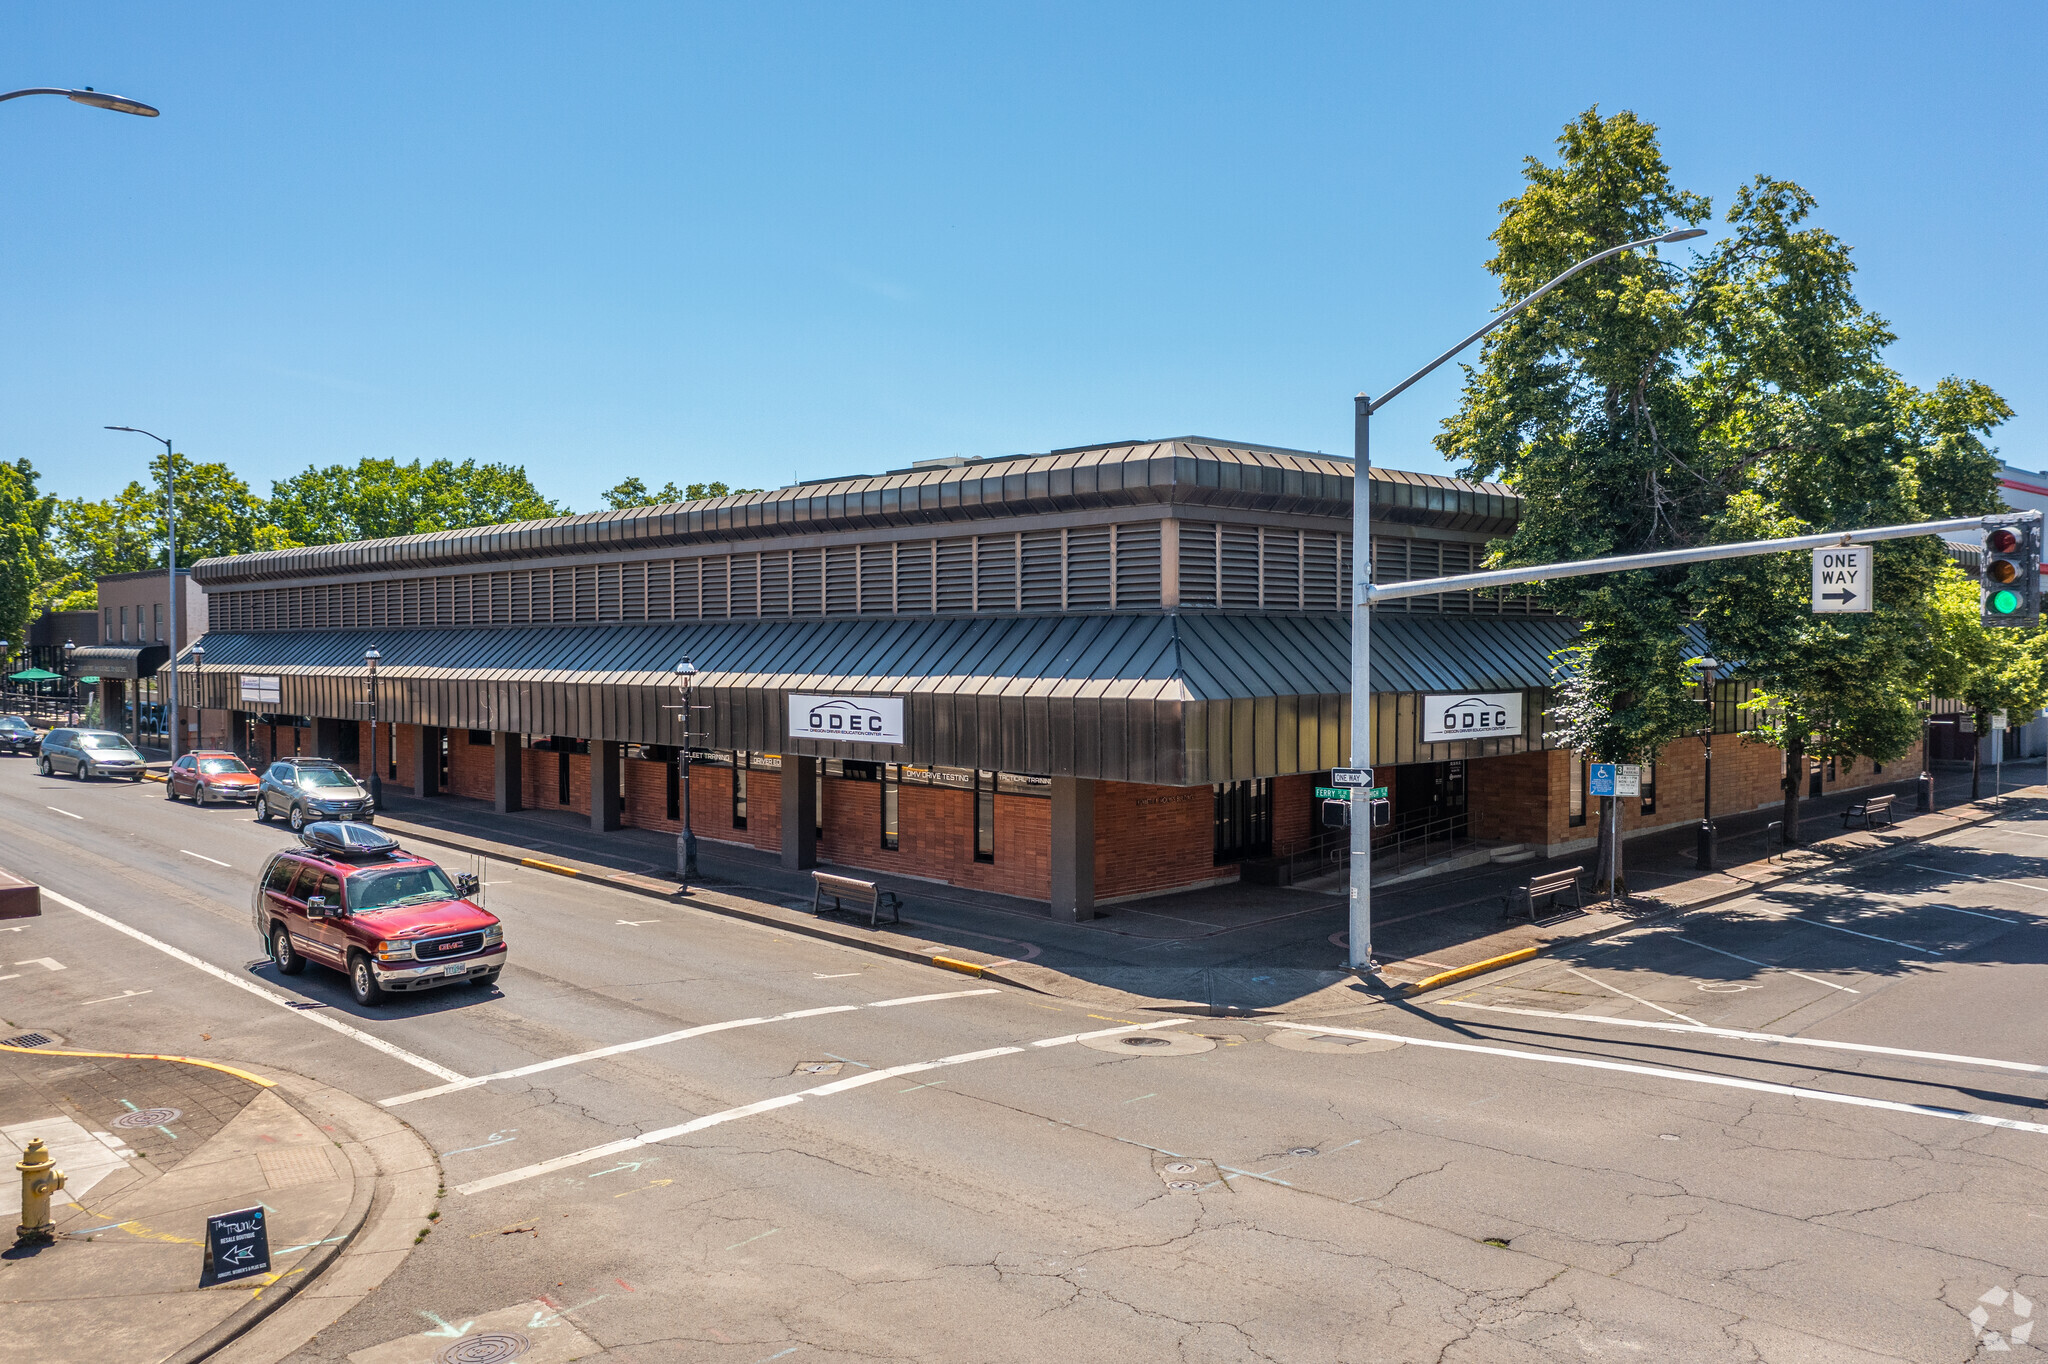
6 3 2045 510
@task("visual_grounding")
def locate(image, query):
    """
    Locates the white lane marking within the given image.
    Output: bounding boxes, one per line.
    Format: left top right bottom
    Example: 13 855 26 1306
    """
1559 965 1704 1025
456 1018 1191 1195
47 807 81 820
380 988 1000 1107
179 850 231 868
1266 1021 2048 1137
13 958 64 972
1670 935 1861 993
1908 862 2048 895
78 989 153 1006
41 887 466 1084
1746 900 1946 954
1439 1001 2048 1075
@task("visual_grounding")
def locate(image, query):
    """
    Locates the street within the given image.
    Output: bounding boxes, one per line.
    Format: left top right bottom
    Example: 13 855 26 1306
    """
3 757 2046 1362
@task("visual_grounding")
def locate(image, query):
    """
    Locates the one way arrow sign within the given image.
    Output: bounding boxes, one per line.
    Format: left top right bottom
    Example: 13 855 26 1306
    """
1812 546 1873 614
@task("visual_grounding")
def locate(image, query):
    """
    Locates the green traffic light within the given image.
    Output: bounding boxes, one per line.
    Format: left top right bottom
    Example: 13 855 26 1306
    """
1992 589 2021 614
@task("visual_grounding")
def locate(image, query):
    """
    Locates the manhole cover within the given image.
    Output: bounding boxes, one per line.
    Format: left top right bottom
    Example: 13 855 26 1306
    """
111 1108 182 1129
1079 1030 1217 1057
1166 1180 1202 1192
436 1333 531 1364
792 1061 844 1076
1121 1036 1171 1047
1266 1030 1405 1056
1 1033 54 1048
1287 1147 1318 1158
1163 1161 1198 1174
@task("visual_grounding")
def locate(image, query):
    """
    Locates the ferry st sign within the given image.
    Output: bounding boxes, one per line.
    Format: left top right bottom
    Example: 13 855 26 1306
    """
1812 546 1873 613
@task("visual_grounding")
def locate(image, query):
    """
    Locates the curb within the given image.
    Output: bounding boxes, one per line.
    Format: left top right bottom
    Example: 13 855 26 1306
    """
1393 791 2036 998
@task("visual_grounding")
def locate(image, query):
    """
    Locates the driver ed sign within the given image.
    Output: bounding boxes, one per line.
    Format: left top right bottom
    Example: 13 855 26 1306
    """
790 694 905 745
1420 692 1524 743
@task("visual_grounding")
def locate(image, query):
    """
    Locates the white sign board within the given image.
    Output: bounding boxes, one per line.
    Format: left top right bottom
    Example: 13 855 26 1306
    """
238 675 281 704
1811 546 1873 613
1613 763 1641 797
790 694 905 745
1420 692 1524 743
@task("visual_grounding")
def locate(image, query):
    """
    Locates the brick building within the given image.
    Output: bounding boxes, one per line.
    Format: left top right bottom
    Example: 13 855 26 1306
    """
178 439 1924 915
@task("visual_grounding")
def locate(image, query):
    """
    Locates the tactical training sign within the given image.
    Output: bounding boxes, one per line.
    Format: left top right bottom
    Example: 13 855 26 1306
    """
790 694 905 745
1811 546 1873 613
200 1205 271 1286
238 675 281 704
1420 692 1524 743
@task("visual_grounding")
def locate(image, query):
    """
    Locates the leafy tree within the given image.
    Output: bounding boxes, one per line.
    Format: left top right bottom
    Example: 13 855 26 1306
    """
268 458 565 545
46 453 273 601
598 477 762 510
1926 564 2048 799
0 458 55 655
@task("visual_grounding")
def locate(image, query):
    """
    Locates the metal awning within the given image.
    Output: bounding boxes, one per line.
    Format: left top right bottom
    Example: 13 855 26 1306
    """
66 644 169 681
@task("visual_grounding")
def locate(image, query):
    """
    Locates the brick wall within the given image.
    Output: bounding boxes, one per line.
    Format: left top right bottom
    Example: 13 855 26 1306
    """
1466 750 1554 845
1093 781 1223 900
794 780 1055 902
352 722 415 793
523 748 590 816
446 731 495 801
619 759 782 853
1272 773 1321 856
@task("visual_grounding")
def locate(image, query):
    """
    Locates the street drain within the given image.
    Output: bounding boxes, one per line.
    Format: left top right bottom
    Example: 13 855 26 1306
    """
1 1033 54 1048
112 1108 182 1129
436 1334 531 1364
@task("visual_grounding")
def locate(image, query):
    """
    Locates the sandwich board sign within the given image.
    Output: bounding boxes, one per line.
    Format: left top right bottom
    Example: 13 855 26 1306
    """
200 1205 271 1286
1812 546 1872 613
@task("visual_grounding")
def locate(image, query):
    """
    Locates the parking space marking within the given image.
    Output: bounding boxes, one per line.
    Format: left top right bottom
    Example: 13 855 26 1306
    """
1746 900 1946 954
1439 1001 2048 1074
381 988 999 1107
1265 1021 2048 1137
455 1019 1191 1195
1907 862 2048 896
41 887 467 1083
179 850 231 868
1669 935 1861 992
1559 965 1704 1025
47 807 81 819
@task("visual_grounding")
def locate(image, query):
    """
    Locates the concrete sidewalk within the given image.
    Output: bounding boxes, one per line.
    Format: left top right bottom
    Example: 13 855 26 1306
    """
0 1037 439 1364
362 759 2045 1016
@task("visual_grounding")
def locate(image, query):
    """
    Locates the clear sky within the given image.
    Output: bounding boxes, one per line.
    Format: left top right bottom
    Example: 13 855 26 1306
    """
6 2 2044 510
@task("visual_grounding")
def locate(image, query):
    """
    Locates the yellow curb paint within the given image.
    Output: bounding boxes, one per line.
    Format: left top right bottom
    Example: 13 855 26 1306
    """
0 1043 275 1087
1405 946 1539 996
519 858 581 877
931 957 985 977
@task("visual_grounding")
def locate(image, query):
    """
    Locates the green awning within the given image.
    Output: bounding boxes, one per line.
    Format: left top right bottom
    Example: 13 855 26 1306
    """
76 676 100 685
7 668 62 681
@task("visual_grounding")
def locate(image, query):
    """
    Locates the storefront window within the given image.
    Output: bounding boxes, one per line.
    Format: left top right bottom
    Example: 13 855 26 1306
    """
733 753 749 829
1640 762 1657 815
1214 779 1273 864
881 764 899 850
1569 757 1586 828
974 770 995 863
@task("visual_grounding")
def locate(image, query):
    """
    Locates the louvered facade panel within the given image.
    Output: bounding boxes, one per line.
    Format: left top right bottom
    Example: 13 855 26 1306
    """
701 556 729 618
936 537 974 612
896 541 934 614
1021 530 1063 610
791 548 823 616
673 559 700 619
509 572 530 624
1066 528 1111 610
759 550 790 617
729 553 758 617
1113 523 1162 609
1303 533 1340 611
1220 526 1260 609
975 533 1017 611
824 546 858 615
597 564 621 620
1262 530 1300 610
859 544 894 613
1179 522 1218 607
647 561 672 620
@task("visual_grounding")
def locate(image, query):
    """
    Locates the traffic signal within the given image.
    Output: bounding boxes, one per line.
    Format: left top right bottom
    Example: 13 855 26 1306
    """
1981 519 2042 628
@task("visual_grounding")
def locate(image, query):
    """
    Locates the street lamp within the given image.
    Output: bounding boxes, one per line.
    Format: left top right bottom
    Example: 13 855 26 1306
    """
365 647 383 809
106 426 181 762
1347 226 1707 973
673 659 699 890
0 87 159 116
188 644 204 748
1695 656 1720 870
62 639 75 725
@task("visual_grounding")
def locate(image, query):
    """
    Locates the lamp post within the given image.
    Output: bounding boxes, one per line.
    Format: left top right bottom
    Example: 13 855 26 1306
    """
1346 226 1707 973
364 647 383 809
105 426 180 761
673 660 700 890
0 87 158 116
62 639 75 725
1695 656 1720 870
189 643 204 748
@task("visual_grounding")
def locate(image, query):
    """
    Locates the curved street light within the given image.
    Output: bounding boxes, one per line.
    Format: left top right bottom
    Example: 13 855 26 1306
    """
0 87 159 116
106 426 181 760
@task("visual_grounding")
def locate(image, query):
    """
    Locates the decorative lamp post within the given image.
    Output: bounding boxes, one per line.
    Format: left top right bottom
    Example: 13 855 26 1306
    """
105 426 180 761
189 643 204 748
62 639 75 725
1696 656 1720 870
673 659 699 889
365 647 383 808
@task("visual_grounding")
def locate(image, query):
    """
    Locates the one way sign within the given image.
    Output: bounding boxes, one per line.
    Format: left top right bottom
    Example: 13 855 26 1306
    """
1812 546 1873 614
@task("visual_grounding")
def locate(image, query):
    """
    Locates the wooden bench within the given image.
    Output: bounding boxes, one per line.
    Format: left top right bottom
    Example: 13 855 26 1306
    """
1842 794 1897 830
1502 866 1583 922
811 871 903 927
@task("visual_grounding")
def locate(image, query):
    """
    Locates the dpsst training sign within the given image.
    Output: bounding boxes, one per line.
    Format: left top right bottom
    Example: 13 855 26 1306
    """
238 675 281 704
200 1204 271 1286
1420 692 1524 743
790 694 906 745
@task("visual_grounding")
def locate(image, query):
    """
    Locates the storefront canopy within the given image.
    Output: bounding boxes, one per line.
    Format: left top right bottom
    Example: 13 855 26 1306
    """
65 644 169 681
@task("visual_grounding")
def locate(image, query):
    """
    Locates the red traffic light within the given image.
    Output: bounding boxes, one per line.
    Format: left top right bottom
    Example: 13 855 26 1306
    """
1988 528 2020 554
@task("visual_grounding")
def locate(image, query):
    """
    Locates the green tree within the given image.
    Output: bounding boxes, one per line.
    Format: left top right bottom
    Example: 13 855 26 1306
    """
1926 564 2048 799
45 453 273 603
598 478 762 510
0 458 56 656
268 458 565 545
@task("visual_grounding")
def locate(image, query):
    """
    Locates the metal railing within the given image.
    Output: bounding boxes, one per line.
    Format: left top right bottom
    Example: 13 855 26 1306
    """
1371 813 1471 877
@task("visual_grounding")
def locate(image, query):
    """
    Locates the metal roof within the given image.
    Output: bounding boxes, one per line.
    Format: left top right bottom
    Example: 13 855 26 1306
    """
191 441 1520 588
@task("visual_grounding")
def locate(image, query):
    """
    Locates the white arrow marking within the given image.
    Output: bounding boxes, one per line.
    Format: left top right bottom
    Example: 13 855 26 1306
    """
419 1312 474 1338
79 989 153 1006
14 958 64 972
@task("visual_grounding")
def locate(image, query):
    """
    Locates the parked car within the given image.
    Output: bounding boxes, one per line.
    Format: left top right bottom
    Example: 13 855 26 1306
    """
167 751 260 804
38 729 147 781
256 757 374 830
251 821 503 1005
0 715 39 756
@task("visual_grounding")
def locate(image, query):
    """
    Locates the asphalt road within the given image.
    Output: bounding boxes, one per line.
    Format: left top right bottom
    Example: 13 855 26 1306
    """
3 756 2045 1362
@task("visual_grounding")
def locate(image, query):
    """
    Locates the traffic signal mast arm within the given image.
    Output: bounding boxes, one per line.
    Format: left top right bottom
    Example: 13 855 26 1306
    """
1367 512 2041 604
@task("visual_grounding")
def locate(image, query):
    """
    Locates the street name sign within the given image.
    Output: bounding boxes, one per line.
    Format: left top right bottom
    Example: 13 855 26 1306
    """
1315 786 1387 801
1331 768 1372 787
200 1205 271 1287
1811 546 1873 613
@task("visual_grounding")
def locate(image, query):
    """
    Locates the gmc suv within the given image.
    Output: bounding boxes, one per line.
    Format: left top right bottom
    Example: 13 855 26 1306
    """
252 822 505 1006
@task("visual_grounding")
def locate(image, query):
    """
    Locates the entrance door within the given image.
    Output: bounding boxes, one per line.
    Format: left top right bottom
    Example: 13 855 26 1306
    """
1390 762 1468 839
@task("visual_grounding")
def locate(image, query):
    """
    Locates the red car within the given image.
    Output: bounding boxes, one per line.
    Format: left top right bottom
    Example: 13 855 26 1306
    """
166 750 261 804
251 822 506 1006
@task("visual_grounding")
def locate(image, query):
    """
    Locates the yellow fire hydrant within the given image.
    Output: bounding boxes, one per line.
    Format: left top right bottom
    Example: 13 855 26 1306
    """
15 1137 66 1244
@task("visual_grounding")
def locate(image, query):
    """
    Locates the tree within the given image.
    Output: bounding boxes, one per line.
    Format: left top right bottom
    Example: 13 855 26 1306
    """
0 458 55 655
1926 564 2048 799
598 478 762 510
268 458 565 545
44 453 274 612
1437 108 2004 885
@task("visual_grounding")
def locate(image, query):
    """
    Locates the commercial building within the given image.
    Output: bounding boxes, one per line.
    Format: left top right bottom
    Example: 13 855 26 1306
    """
64 568 208 749
172 439 1914 915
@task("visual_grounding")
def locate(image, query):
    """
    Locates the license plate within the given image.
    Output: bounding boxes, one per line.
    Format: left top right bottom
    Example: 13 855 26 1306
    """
441 963 466 975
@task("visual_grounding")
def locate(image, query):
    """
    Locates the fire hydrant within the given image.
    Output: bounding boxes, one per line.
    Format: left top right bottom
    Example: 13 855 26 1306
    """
15 1137 66 1244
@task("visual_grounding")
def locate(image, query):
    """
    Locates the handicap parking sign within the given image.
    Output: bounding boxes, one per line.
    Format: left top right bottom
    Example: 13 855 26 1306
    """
1589 763 1617 797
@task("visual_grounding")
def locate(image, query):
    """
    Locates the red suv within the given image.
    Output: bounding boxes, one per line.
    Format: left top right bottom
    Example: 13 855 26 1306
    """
251 822 506 1006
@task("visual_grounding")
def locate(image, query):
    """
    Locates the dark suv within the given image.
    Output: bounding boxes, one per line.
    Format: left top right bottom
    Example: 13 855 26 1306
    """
251 822 506 1006
0 715 38 756
256 758 374 830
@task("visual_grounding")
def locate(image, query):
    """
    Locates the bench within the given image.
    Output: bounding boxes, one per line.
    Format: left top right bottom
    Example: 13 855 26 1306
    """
1502 866 1584 922
1842 794 1897 830
811 871 903 927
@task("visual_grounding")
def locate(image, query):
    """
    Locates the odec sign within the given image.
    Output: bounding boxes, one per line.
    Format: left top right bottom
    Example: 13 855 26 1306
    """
1420 692 1524 743
790 694 905 745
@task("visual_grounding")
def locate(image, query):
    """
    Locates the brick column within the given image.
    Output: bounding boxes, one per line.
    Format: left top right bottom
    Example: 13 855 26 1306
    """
411 725 439 798
780 755 818 869
494 733 523 814
1050 776 1098 920
591 740 622 832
